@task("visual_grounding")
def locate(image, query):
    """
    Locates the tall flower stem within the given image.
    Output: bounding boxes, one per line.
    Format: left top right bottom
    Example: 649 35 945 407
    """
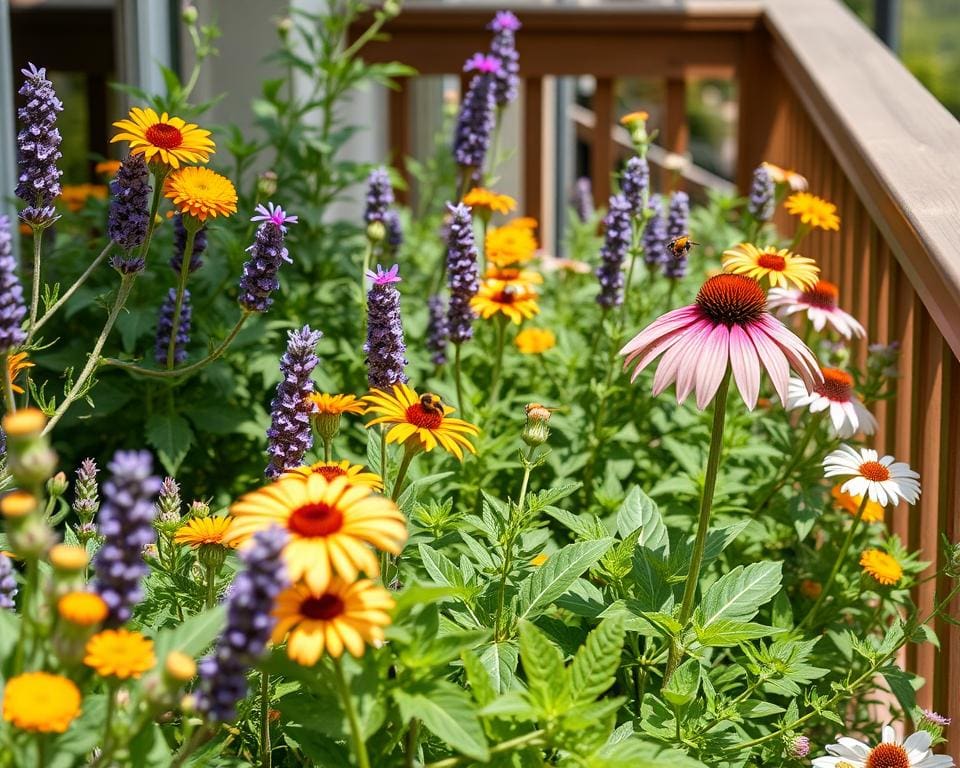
360 239 374 315
29 241 114 340
1 353 16 413
43 274 136 435
333 657 371 768
454 343 466 416
166 225 197 369
391 443 418 502
260 672 272 768
663 367 732 685
138 170 166 263
204 562 217 609
494 444 537 640
27 229 43 334
488 316 508 404
754 411 826 513
798 494 869 630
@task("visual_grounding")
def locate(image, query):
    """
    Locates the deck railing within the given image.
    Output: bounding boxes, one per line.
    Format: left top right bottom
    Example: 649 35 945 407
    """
353 0 960 752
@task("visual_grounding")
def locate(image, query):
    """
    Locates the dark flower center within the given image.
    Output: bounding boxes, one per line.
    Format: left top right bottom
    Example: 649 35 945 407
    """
405 403 444 429
145 123 184 149
289 502 343 537
300 594 345 621
801 279 839 309
492 268 521 280
312 465 347 481
859 461 891 482
757 252 787 271
814 368 854 401
865 744 910 768
695 274 766 326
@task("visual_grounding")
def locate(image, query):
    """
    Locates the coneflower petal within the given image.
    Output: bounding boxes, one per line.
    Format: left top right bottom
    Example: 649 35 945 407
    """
746 322 791 405
728 325 761 410
694 324 731 410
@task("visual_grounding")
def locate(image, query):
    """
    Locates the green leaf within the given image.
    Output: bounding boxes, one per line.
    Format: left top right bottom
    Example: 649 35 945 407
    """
153 605 226 660
696 561 782 630
519 538 614 620
145 413 194 475
569 615 626 705
616 487 668 552
694 620 780 647
478 640 519 693
662 659 701 707
0 609 21 670
393 682 489 761
461 649 497 706
518 620 569 714
418 544 463 588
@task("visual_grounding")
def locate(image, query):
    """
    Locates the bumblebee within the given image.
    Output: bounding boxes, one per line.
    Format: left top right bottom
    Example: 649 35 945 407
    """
667 235 698 258
419 393 445 414
525 403 559 421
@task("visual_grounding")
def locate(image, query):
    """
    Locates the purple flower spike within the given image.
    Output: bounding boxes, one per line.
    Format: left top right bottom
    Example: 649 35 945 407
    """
453 54 499 174
747 164 775 223
15 63 63 227
92 451 162 626
642 197 668 267
621 156 649 216
489 10 521 32
384 210 403 256
920 709 952 728
364 168 395 225
170 213 207 274
488 12 520 107
265 326 323 479
364 265 408 390
426 294 449 366
465 53 501 75
662 190 690 279
238 201 296 314
107 154 150 252
197 526 288 722
0 216 27 354
0 554 17 610
155 288 191 365
595 194 632 308
367 263 402 285
571 177 594 224
445 203 480 345
251 202 298 229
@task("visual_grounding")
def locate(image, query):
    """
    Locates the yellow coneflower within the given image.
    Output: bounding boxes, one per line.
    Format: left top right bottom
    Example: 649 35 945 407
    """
785 192 840 231
485 265 544 290
462 187 517 216
111 107 215 168
163 167 237 223
470 281 539 324
2 673 81 733
284 460 383 491
721 243 819 290
860 549 903 586
514 328 556 355
306 393 367 416
84 629 156 679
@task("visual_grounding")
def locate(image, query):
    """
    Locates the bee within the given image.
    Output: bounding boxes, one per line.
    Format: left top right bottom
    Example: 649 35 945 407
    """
667 235 699 258
419 393 445 414
525 403 560 421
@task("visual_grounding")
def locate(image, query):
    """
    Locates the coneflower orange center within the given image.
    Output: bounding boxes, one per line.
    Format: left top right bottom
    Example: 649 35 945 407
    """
757 252 787 271
289 502 343 537
405 403 444 429
145 123 184 149
859 461 891 482
865 744 910 768
695 274 767 326
312 465 347 481
801 280 839 309
814 368 854 401
300 594 345 620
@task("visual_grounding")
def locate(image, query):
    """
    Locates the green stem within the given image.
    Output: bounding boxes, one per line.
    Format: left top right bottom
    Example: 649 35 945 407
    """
205 561 217 609
1 353 16 414
13 556 39 674
27 228 43 335
138 170 167 264
391 444 418 502
43 274 136 435
260 671 272 768
404 718 420 768
30 241 114 341
454 343 465 416
324 437 333 463
170 726 214 768
360 239 373 319
754 411 825 513
101 685 117 764
663 367 732 686
489 316 508 404
166 226 197 369
494 445 536 640
798 494 869 630
425 730 546 768
333 658 371 768
35 734 45 768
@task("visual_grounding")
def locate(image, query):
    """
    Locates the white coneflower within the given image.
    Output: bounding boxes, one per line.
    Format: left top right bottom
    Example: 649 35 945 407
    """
823 446 920 507
788 368 877 438
812 725 954 767
767 279 865 339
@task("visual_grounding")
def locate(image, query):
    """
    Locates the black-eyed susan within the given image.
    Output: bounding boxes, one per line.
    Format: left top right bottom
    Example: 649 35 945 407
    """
225 474 407 593
721 243 819 290
111 107 215 168
859 549 903 586
364 384 479 460
485 221 538 267
785 192 840 231
6 352 34 395
84 629 156 679
272 577 394 664
470 281 539 324
285 460 383 491
173 516 236 549
514 328 556 354
2 672 81 733
831 485 884 524
58 591 108 627
163 167 238 223
463 187 517 216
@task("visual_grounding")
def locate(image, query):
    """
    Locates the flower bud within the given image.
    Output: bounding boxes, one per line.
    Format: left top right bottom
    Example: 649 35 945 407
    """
46 471 69 499
522 403 552 447
189 500 211 518
366 220 386 243
276 16 292 39
7 516 55 559
382 0 402 18
785 734 810 759
181 3 198 24
165 651 197 683
257 170 278 199
197 542 228 572
2 408 46 442
0 490 38 519
49 544 88 574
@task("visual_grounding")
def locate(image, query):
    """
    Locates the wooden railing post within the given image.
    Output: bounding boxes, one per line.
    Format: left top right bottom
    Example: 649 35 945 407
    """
388 78 411 203
523 76 544 235
592 77 614 207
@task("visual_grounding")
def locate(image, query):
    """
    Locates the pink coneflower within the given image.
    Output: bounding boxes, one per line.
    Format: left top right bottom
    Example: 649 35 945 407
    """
788 368 877 438
767 279 865 339
620 273 821 410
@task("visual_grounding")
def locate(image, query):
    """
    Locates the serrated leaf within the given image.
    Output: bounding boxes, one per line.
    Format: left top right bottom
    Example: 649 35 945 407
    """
518 538 614 620
393 683 489 761
478 640 519 693
418 543 463 588
697 561 782 631
569 615 626 705
662 658 701 707
694 619 779 647
616 487 668 551
145 413 194 475
518 620 568 714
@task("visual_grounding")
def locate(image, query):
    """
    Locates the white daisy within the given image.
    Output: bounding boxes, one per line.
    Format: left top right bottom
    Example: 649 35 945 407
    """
767 279 865 339
812 724 954 767
823 446 921 507
788 368 877 438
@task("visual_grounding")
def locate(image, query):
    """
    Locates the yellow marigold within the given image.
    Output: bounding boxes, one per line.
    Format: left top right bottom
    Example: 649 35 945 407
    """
306 393 367 416
284 460 383 491
111 107 215 168
486 222 538 267
762 162 808 191
463 187 517 216
859 549 903 586
7 352 34 395
785 192 840 231
721 243 819 290
619 110 649 127
173 516 236 548
831 485 885 524
95 159 123 177
515 328 556 354
58 591 108 627
509 217 538 230
3 672 81 733
470 281 539 324
84 629 156 679
163 167 238 223
60 184 108 212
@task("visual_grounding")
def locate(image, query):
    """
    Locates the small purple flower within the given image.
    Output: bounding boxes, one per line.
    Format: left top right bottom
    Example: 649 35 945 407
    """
170 213 207 274
426 294 449 366
0 554 17 610
747 164 775 223
15 63 63 227
786 735 810 759
488 11 520 107
445 203 480 344
92 451 162 626
154 288 191 365
365 265 408 390
621 156 649 216
571 177 594 224
72 457 100 520
364 168 395 225
265 326 323 479
662 190 690 279
197 526 288 722
0 216 27 354
920 709 952 728
453 54 500 175
642 197 668 267
595 194 632 308
490 10 521 32
384 210 403 256
465 53 501 74
107 154 150 251
238 202 296 313
155 477 182 526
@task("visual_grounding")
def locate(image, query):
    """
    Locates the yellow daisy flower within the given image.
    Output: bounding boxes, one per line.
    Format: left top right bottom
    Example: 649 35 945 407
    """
470 281 539 324
284 460 383 491
163 167 238 223
7 352 34 395
272 577 394 664
58 592 108 628
486 221 538 267
762 162 808 191
463 187 517 216
721 243 819 290
514 328 556 355
84 629 156 680
111 107 215 168
859 549 903 586
485 265 544 290
173 516 236 548
785 192 840 231
364 384 480 460
619 110 649 127
306 393 367 416
2 672 81 733
831 485 885 524
226 474 407 594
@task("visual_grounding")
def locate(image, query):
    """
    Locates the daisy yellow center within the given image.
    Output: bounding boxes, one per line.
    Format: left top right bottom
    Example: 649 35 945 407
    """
290 502 343 537
865 743 910 768
405 403 444 429
313 465 347 481
145 122 184 149
859 461 890 482
695 274 766 326
801 280 839 309
757 252 787 271
300 594 345 620
815 368 854 401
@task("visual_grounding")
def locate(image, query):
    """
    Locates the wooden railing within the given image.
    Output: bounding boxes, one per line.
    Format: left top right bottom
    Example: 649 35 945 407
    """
354 0 960 752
